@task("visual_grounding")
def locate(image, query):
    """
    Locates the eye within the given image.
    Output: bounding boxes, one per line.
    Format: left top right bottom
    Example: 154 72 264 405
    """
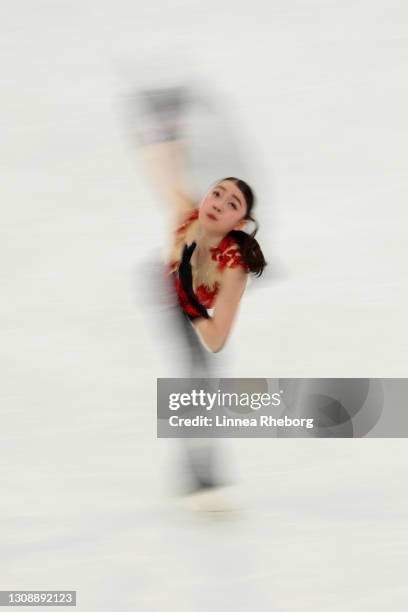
229 202 238 210
213 190 220 197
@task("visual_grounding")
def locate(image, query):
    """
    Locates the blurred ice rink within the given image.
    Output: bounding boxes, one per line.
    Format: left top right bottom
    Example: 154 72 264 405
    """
1 0 408 610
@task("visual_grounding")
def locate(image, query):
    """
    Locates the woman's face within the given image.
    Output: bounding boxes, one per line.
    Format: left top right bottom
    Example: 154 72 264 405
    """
198 180 248 235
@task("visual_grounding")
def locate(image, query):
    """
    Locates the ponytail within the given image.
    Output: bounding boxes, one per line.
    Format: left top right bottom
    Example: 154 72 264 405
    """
217 177 267 276
228 217 267 277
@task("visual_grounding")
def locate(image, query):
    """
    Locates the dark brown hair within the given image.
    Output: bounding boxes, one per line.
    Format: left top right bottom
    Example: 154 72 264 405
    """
218 177 267 277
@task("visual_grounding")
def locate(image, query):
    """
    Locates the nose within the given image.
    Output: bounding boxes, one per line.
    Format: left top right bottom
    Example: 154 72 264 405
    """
212 197 226 213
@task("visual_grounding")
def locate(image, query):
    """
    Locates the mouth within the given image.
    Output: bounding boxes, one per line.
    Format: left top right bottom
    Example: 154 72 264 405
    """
206 213 217 221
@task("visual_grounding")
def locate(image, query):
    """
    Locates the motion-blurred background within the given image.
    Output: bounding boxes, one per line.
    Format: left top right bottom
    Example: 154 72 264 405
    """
1 1 408 610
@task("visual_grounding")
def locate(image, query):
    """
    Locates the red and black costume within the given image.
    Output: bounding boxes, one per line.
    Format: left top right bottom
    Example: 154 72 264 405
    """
167 209 249 320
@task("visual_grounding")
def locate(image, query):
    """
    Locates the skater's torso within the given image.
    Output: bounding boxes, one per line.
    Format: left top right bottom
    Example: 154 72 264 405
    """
166 208 248 315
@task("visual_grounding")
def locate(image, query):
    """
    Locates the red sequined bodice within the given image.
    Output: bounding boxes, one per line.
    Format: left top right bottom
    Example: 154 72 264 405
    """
168 208 248 317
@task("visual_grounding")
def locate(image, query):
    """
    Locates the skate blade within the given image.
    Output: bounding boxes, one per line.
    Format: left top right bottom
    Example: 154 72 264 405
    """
180 486 242 517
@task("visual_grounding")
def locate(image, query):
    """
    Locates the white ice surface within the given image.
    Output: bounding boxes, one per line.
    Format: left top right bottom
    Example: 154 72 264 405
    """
1 1 408 610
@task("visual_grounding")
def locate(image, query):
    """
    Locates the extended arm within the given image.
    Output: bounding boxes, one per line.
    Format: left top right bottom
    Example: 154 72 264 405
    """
192 267 248 353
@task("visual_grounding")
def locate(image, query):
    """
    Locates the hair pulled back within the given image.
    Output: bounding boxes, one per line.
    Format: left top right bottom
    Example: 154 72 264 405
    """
218 177 267 277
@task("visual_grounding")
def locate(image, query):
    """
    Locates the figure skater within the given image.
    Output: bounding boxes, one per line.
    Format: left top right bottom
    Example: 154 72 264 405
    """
133 86 267 509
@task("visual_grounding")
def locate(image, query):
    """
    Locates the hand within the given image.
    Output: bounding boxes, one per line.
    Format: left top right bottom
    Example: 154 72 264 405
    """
178 242 210 320
178 241 196 293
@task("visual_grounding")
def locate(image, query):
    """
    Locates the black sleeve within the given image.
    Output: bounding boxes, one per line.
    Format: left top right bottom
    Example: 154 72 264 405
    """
178 242 210 320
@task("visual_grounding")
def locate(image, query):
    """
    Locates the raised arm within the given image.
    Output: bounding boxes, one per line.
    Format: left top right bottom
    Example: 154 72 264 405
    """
192 266 248 353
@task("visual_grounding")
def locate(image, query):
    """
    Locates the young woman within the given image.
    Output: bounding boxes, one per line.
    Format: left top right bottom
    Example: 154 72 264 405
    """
136 90 266 504
160 174 267 502
167 177 266 353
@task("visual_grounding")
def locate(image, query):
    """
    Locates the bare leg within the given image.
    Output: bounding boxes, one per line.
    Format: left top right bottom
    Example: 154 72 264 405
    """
127 85 196 225
131 83 231 508
139 140 195 227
